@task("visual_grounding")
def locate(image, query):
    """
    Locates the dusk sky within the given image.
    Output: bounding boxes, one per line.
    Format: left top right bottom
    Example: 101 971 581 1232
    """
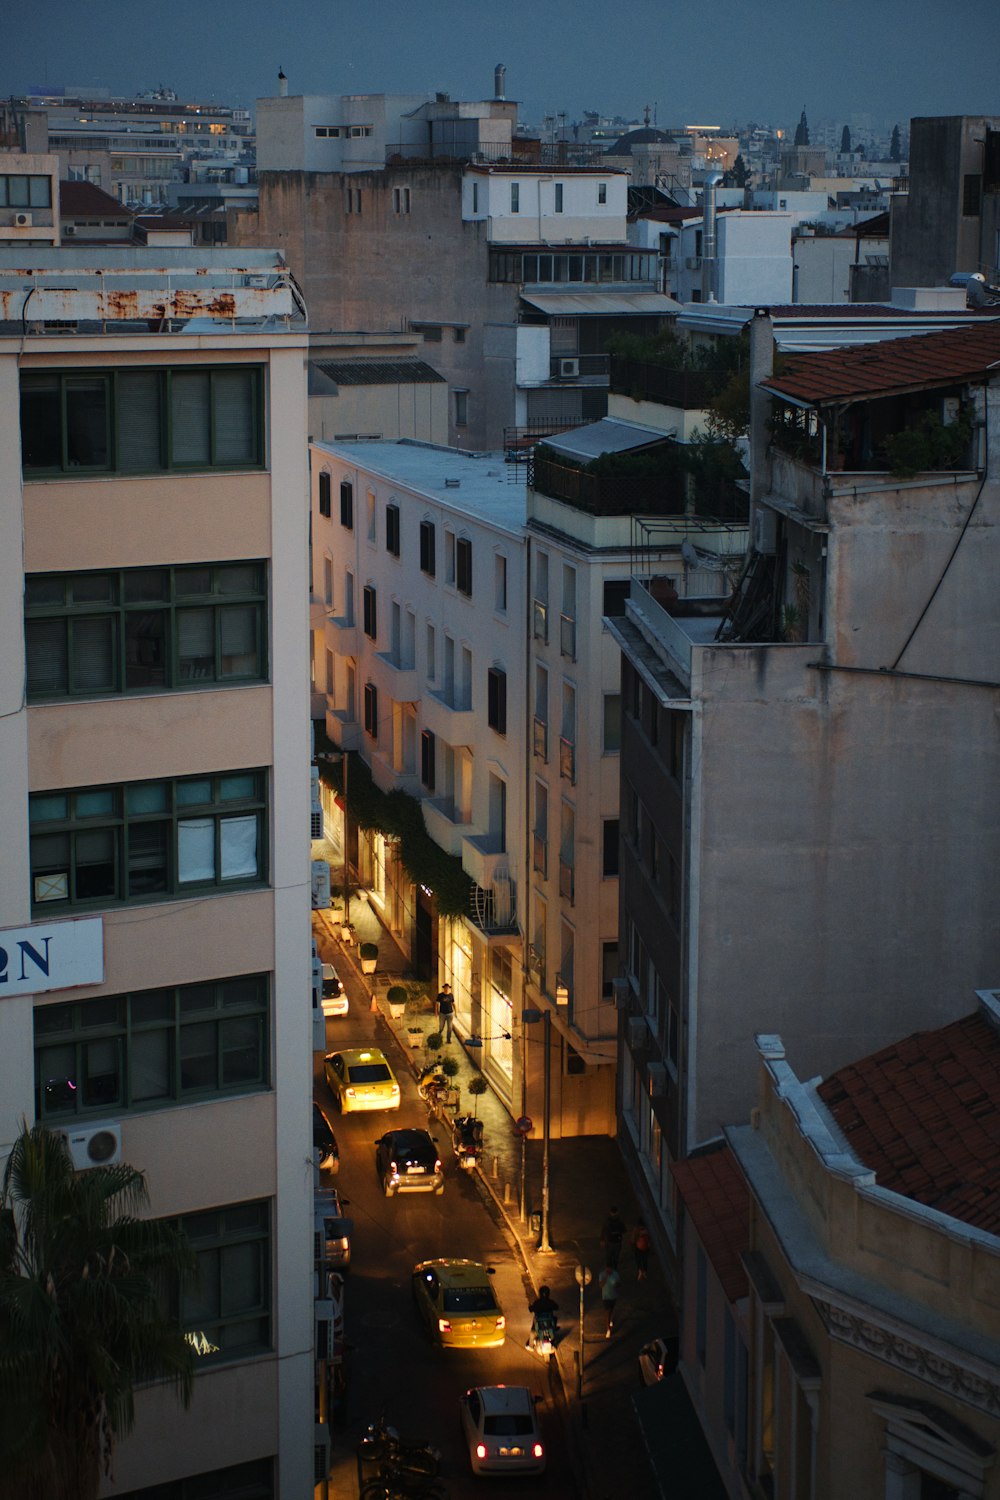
4 0 998 133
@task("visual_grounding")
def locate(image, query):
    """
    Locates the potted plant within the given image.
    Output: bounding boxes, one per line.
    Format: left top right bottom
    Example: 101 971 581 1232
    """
387 985 407 1021
405 1021 425 1050
359 941 378 975
467 1074 488 1117
439 1054 460 1109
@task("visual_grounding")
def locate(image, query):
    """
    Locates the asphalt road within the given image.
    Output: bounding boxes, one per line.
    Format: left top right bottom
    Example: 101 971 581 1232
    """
317 987 578 1500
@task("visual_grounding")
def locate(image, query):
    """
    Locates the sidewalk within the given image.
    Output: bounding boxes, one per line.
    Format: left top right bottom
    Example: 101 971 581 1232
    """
313 889 684 1500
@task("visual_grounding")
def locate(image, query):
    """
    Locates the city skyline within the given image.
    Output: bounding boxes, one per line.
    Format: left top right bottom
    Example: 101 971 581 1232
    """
4 0 998 135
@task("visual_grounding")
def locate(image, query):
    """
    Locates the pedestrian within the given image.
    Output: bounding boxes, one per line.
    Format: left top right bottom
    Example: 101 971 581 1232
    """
435 982 455 1043
599 1262 621 1337
600 1204 626 1269
632 1216 650 1281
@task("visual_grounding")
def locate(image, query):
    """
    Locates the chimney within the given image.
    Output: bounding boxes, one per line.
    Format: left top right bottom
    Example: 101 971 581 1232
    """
700 171 723 303
494 63 506 100
278 68 288 98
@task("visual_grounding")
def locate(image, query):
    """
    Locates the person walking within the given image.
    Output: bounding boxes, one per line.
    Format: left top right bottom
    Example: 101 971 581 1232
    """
632 1217 650 1281
599 1263 621 1337
436 982 455 1043
600 1204 626 1269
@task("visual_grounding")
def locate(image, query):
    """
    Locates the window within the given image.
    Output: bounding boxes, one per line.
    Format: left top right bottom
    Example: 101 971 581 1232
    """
601 940 618 1001
115 1458 274 1500
420 729 435 790
603 819 620 877
419 520 436 577
384 502 401 557
318 471 331 517
348 125 373 138
598 182 607 205
25 563 267 699
487 667 507 734
363 681 378 738
554 182 564 213
20 366 264 476
0 173 52 207
444 530 456 586
362 584 377 640
315 126 340 139
510 182 520 213
392 186 411 213
420 325 442 343
425 622 435 681
176 1201 270 1365
454 389 468 427
453 326 466 343
494 554 507 612
456 537 472 597
35 974 269 1120
323 557 334 607
963 173 982 217
366 489 376 542
603 579 629 617
30 771 267 910
472 181 479 213
340 480 354 529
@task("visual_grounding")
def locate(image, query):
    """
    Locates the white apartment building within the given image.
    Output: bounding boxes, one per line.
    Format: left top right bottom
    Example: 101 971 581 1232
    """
310 440 528 1109
0 250 314 1499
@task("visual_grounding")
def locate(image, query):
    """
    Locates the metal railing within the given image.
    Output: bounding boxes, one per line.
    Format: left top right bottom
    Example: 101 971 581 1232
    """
609 356 734 409
559 737 576 784
533 717 548 761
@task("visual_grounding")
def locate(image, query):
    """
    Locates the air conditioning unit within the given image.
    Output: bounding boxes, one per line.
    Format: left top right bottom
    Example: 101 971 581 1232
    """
14 212 33 228
752 507 778 555
648 1061 668 1097
611 977 630 1010
627 1016 647 1049
311 859 331 908
555 982 570 1006
558 358 580 379
61 1122 122 1170
315 1299 336 1362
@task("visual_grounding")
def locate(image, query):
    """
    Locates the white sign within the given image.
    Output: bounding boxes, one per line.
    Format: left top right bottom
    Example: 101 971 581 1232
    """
0 917 104 998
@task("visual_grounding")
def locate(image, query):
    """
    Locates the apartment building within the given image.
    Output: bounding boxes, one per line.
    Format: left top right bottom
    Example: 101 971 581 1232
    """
608 313 1000 1270
890 115 1000 288
0 250 314 1498
310 440 527 1111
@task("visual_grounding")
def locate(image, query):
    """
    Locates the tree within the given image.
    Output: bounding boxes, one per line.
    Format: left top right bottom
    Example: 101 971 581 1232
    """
731 152 749 188
0 1124 196 1500
840 125 852 154
890 124 901 162
794 109 810 147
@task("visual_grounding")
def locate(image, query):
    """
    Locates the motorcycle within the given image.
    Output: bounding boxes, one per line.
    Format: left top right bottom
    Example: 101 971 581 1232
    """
358 1414 441 1479
527 1309 558 1359
451 1114 484 1171
417 1063 450 1107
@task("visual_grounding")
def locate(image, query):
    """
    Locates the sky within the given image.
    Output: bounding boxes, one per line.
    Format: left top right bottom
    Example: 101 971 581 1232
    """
4 0 998 135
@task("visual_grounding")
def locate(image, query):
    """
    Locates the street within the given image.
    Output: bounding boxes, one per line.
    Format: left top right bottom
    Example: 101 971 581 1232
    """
316 966 579 1500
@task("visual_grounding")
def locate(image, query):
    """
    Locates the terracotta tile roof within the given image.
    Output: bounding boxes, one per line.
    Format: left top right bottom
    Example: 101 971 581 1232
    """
59 180 131 218
670 1144 749 1301
762 319 1000 406
817 1013 1000 1233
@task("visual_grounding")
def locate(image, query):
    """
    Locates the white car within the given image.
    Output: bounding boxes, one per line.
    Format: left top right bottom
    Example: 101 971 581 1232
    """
459 1385 545 1476
321 963 348 1018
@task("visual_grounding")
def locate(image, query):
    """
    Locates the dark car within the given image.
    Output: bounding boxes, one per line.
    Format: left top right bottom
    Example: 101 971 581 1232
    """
375 1126 444 1196
312 1100 340 1173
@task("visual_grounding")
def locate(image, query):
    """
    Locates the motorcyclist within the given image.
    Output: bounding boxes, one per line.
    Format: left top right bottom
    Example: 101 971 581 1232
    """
528 1285 559 1344
454 1115 484 1152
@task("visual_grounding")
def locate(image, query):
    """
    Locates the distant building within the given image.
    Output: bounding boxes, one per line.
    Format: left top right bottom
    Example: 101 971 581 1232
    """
890 115 1000 288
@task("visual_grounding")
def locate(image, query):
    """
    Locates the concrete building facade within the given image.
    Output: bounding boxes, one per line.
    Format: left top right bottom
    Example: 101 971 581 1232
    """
0 250 314 1498
890 115 1000 289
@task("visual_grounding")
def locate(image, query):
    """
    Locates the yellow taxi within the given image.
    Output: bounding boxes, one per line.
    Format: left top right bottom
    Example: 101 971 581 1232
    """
411 1259 506 1349
324 1048 400 1114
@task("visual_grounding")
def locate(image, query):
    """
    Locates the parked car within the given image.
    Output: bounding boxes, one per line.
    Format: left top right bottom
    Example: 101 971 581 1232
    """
321 963 348 1018
459 1385 545 1475
324 1048 400 1113
312 1100 340 1173
315 1187 351 1271
375 1127 443 1196
411 1259 505 1349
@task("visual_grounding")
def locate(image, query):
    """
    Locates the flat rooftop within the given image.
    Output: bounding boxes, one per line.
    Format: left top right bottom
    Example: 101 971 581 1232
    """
312 439 527 534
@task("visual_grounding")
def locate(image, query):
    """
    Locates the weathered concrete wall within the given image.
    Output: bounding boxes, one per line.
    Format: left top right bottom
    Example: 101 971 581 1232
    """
891 115 1000 286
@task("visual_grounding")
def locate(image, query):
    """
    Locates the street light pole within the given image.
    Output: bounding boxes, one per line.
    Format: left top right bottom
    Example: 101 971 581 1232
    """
342 750 350 927
540 1009 551 1252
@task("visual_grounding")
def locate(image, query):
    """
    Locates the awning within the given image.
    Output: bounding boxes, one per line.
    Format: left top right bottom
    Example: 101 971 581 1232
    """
520 290 682 316
544 417 669 462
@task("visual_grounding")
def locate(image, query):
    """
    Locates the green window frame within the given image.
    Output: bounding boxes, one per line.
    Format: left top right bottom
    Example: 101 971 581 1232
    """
29 770 268 911
176 1201 271 1366
34 974 270 1120
19 365 265 476
25 561 268 700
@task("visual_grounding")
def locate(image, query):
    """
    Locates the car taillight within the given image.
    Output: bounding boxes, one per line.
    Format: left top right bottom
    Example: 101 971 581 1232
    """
476 1444 487 1460
434 1159 442 1172
345 1087 355 1096
495 1315 505 1330
390 1083 400 1095
389 1161 398 1174
438 1318 451 1332
532 1443 544 1459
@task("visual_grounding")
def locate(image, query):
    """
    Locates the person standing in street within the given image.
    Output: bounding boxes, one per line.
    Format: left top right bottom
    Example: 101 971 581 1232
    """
632 1217 650 1281
599 1263 621 1337
436 982 455 1043
600 1204 626 1269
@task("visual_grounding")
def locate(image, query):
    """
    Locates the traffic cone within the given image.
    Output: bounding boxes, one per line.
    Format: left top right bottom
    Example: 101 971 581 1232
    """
370 992 378 1013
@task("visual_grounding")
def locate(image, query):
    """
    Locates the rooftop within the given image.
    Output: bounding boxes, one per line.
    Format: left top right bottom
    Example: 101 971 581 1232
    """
670 1144 750 1302
817 1008 1000 1234
762 319 1000 407
59 180 131 218
310 358 445 388
312 439 526 534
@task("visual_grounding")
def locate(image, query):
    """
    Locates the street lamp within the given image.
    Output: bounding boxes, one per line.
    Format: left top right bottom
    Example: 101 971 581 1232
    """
521 1007 551 1252
574 1262 592 1399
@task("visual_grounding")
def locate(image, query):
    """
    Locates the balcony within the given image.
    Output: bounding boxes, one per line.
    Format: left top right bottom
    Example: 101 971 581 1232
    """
548 353 609 383
422 797 467 856
559 737 576 784
558 859 575 904
422 688 477 744
533 717 548 761
560 614 577 661
529 451 747 522
532 599 548 643
461 834 510 892
532 833 547 877
373 651 420 702
608 355 732 410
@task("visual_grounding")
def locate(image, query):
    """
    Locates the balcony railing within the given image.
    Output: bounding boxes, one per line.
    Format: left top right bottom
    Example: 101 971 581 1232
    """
532 599 548 642
560 613 577 661
549 353 609 382
533 717 548 761
529 452 747 521
532 834 547 876
559 737 576 784
608 355 734 410
558 859 575 903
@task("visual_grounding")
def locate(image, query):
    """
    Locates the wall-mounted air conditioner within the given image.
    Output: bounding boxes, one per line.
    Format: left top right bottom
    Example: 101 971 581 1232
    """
558 358 580 379
752 507 778 555
555 982 570 1006
311 766 323 839
311 859 331 908
14 212 33 228
61 1122 122 1170
611 977 630 1010
648 1061 668 1097
627 1016 647 1049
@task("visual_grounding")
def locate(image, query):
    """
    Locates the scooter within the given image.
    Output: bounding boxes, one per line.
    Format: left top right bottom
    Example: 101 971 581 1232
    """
417 1063 449 1107
527 1310 557 1359
452 1114 484 1171
358 1414 441 1479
